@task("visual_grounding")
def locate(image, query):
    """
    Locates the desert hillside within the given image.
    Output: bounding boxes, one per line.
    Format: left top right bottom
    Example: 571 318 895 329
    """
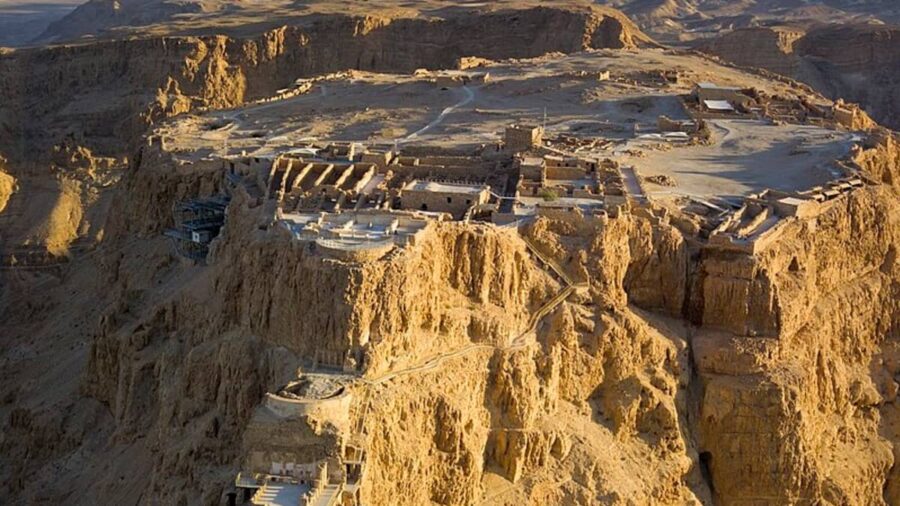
698 23 900 130
0 3 899 506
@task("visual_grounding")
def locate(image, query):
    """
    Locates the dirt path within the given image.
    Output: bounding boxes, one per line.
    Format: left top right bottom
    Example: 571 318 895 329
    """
397 85 475 144
361 232 586 386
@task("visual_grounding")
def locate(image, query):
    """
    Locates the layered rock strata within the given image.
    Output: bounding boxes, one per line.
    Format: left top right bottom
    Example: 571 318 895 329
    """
0 7 648 162
699 24 900 129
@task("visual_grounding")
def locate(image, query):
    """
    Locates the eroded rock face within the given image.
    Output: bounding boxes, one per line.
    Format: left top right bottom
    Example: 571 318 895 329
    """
697 27 804 77
0 7 648 162
698 24 900 129
695 192 900 505
2 136 898 504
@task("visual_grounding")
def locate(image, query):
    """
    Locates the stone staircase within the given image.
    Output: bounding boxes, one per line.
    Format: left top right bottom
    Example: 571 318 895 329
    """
251 482 303 506
309 484 341 506
513 234 588 345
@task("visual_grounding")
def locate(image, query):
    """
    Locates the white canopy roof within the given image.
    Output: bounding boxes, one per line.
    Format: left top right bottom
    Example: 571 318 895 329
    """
703 100 735 112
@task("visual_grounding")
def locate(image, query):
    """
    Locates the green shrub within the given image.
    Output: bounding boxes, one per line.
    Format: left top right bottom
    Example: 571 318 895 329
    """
539 188 559 202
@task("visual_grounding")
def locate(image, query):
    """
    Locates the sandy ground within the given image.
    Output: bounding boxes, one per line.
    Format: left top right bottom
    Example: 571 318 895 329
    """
162 49 853 201
162 49 801 155
626 119 855 202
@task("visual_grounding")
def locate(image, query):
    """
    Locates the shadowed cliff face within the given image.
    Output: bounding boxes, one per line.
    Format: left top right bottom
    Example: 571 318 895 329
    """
698 24 900 130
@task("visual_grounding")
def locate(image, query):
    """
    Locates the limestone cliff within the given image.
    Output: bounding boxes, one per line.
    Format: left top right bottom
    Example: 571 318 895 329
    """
2 136 899 504
55 143 558 503
354 208 705 505
698 24 900 130
694 184 900 504
0 6 648 163
688 133 900 504
696 27 803 77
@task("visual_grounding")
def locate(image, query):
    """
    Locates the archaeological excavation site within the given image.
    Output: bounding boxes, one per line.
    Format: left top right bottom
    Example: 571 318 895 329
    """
1 1 899 505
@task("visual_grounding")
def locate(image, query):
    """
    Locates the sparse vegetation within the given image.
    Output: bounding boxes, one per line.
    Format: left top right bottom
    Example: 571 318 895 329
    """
539 188 559 201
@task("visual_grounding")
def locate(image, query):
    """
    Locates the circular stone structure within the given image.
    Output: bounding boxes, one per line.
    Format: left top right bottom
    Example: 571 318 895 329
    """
278 375 348 400
264 375 355 428
315 237 395 261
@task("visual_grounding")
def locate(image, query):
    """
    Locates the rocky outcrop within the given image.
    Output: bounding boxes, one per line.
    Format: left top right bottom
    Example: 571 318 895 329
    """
695 185 900 505
698 24 900 129
0 6 649 162
697 27 803 77
360 352 492 506
21 141 708 504
3 137 898 504
209 214 550 375
353 208 705 504
690 134 900 504
55 145 558 503
853 130 900 190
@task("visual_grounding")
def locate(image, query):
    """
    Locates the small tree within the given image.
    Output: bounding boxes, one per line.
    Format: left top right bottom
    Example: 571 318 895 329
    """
539 188 559 202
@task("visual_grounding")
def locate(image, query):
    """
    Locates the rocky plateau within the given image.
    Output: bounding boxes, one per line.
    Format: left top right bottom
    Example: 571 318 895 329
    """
0 2 899 506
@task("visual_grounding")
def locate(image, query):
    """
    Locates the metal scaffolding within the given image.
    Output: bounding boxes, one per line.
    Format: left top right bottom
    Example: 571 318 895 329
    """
164 195 230 262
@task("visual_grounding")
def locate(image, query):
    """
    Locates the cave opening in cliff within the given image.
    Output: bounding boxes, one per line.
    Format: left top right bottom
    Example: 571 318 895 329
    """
700 451 714 493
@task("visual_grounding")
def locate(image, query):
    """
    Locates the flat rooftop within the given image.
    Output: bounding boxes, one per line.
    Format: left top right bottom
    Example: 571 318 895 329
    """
280 211 431 245
703 100 734 111
697 82 741 90
404 180 487 194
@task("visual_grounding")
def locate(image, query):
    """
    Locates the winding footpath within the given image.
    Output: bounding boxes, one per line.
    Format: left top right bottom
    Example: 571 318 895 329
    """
397 85 476 144
360 233 586 387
